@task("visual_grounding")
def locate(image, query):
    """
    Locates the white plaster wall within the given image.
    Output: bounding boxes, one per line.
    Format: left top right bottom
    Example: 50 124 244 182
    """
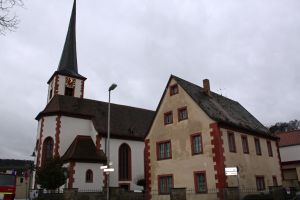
57 75 65 96
74 79 82 97
100 138 145 191
73 162 104 190
59 116 93 155
90 124 99 146
42 116 56 140
280 145 300 162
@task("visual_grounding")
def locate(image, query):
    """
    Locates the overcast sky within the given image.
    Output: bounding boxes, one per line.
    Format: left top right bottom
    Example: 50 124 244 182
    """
1 0 300 160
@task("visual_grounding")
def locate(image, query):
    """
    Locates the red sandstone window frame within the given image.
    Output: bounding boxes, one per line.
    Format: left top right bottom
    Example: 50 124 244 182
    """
254 138 262 156
241 135 249 154
194 171 207 193
85 169 93 183
256 176 265 191
227 132 236 153
267 140 273 157
156 140 172 160
118 143 132 181
190 133 203 155
158 174 174 195
178 106 188 121
164 111 173 125
119 183 130 191
272 176 278 186
169 84 179 96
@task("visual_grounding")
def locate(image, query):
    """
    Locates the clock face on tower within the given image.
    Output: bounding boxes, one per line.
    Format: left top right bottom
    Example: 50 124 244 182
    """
65 77 76 88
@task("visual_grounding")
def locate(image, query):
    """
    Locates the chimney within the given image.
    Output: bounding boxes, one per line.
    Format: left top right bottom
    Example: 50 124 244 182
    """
203 79 211 96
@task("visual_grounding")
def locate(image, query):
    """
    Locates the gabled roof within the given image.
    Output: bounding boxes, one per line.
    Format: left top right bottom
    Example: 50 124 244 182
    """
36 95 155 141
149 75 274 139
277 130 300 147
61 135 107 163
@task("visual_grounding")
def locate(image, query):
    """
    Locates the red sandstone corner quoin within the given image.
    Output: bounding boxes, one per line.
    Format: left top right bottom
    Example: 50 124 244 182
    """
210 123 226 200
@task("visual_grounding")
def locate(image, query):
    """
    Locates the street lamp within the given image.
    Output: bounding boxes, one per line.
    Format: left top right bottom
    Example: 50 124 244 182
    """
106 83 117 200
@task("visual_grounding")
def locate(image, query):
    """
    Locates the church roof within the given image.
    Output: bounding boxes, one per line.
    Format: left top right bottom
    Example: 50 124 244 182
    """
61 135 107 163
54 0 86 81
36 95 155 141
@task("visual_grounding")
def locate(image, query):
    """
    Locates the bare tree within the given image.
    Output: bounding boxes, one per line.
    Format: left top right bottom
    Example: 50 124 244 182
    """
0 0 23 34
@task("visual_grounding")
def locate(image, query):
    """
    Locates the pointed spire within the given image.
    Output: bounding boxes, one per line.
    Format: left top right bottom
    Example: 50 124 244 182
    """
57 0 79 76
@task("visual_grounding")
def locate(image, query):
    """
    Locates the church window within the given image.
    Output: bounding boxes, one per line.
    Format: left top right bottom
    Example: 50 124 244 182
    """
119 143 131 181
85 169 93 183
65 87 74 96
42 137 54 165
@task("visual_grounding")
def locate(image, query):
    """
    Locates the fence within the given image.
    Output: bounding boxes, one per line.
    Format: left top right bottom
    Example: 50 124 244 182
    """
31 186 297 200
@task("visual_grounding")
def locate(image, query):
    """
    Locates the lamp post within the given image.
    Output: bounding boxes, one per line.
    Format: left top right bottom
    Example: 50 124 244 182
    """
106 83 117 200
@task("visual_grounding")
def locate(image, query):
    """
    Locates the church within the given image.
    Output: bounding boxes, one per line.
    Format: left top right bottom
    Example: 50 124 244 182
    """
33 0 154 191
33 0 283 198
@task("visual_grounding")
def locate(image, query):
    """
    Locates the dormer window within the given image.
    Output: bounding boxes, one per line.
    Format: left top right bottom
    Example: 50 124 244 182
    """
170 84 178 96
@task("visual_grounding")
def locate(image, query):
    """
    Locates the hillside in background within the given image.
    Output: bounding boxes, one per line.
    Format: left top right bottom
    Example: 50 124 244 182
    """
269 120 300 134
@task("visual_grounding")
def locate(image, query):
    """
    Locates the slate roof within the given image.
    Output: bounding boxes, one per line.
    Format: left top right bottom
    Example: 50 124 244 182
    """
54 0 86 81
172 75 274 138
61 135 107 163
277 130 300 147
36 95 155 141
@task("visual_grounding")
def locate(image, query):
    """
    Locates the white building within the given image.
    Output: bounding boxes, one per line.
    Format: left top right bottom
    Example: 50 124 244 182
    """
33 0 154 191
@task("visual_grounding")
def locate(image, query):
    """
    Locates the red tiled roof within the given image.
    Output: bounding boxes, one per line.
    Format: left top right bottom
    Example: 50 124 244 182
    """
277 130 300 147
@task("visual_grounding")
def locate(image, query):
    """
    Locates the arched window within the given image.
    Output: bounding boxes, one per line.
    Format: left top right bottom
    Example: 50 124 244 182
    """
85 169 93 183
119 143 131 181
42 137 54 165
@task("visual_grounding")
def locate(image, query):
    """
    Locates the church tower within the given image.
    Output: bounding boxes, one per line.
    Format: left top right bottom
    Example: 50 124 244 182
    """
47 0 86 103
